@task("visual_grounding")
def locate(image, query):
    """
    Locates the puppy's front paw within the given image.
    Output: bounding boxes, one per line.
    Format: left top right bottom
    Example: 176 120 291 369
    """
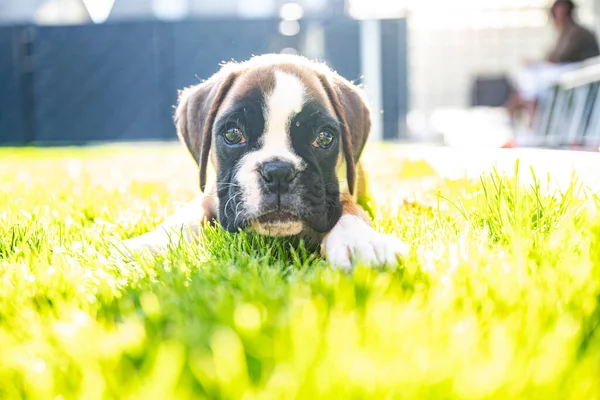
108 232 165 262
322 215 409 271
107 238 140 262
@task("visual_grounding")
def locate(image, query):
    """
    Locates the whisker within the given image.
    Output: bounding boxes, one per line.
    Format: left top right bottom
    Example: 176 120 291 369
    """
216 182 243 189
223 193 240 219
233 201 245 229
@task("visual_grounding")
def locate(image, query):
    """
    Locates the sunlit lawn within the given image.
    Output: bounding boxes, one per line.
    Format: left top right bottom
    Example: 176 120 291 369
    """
1 143 599 399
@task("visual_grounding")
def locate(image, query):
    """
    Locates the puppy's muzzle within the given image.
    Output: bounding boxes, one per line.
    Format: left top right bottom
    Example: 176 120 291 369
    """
259 161 298 194
253 160 304 236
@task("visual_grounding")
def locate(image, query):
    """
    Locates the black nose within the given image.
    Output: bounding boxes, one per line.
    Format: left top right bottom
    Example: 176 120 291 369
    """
259 161 297 186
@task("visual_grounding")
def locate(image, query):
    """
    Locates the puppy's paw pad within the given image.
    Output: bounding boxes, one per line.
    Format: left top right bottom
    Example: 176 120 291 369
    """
322 215 409 270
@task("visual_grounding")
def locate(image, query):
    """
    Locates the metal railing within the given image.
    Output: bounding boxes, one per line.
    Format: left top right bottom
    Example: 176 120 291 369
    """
531 56 600 149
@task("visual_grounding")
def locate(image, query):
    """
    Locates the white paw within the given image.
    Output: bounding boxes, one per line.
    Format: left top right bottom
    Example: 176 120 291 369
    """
108 232 165 261
322 215 409 270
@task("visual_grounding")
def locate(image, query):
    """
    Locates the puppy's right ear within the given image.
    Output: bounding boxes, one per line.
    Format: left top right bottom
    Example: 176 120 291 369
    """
175 67 241 192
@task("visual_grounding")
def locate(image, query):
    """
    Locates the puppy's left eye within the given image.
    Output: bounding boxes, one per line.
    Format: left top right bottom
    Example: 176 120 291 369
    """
312 131 334 149
224 127 246 145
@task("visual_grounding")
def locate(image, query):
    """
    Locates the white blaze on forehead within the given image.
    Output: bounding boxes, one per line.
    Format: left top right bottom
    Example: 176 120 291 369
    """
259 70 305 167
264 71 304 143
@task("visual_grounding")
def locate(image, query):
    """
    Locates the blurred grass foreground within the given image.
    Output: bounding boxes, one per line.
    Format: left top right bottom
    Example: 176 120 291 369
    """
1 144 600 399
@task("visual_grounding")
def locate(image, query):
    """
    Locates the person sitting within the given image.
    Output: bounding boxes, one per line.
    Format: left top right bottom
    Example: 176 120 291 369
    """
506 0 600 127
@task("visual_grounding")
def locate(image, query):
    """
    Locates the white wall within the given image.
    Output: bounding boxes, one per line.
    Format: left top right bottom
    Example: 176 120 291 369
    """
595 0 600 38
110 0 153 19
409 25 555 112
406 0 598 123
0 0 44 23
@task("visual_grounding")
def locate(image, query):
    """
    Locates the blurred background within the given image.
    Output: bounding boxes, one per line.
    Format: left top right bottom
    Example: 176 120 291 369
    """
1 0 599 149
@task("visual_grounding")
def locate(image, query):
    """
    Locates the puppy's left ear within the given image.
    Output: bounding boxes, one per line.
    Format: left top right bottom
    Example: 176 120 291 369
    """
318 74 371 196
175 66 241 192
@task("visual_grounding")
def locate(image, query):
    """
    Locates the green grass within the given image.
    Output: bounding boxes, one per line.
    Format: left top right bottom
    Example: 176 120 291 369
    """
0 144 599 399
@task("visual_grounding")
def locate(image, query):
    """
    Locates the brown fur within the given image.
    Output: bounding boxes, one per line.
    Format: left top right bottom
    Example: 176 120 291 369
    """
340 197 372 226
318 74 357 195
175 67 234 164
198 72 241 191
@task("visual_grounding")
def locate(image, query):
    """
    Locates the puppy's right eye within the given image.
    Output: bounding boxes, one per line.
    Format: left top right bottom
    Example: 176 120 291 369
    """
312 131 335 149
224 128 246 145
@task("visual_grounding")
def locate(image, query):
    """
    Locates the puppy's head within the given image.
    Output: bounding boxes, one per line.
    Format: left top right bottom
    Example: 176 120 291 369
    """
175 54 370 236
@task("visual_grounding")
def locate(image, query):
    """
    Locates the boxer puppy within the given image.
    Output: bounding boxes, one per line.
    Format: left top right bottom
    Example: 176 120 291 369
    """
122 54 408 270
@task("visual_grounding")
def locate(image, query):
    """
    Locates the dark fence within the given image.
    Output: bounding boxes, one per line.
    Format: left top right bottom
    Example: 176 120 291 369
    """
0 26 27 144
0 18 407 145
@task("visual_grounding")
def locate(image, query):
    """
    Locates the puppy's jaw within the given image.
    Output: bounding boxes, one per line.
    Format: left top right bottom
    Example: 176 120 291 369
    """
252 220 304 237
234 70 307 220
